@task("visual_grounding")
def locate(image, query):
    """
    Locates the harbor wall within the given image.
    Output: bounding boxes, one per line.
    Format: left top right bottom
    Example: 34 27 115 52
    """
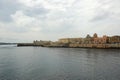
69 43 120 48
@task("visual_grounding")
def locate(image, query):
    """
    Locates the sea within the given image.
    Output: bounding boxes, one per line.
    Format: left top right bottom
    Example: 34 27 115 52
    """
0 45 120 80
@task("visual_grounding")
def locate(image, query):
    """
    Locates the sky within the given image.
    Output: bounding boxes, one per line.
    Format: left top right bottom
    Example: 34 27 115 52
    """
0 0 120 42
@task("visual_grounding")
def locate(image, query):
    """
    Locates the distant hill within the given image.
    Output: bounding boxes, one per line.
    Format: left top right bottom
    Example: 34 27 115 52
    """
0 42 16 45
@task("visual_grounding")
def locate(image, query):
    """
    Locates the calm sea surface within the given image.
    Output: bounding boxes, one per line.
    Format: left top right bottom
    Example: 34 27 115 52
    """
0 45 120 80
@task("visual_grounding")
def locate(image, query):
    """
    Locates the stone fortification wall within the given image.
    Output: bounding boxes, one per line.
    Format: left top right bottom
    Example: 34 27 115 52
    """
69 43 120 48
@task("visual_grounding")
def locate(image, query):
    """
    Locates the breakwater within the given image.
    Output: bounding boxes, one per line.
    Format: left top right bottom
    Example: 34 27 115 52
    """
17 43 34 46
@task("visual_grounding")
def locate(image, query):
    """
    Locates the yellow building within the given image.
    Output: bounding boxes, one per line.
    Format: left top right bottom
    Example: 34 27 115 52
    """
58 38 82 44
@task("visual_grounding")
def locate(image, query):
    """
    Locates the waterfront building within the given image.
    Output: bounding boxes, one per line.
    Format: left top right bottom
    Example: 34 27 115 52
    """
93 33 98 38
58 38 70 43
82 34 93 44
93 34 108 44
33 40 51 46
108 36 120 43
58 38 82 44
32 33 120 48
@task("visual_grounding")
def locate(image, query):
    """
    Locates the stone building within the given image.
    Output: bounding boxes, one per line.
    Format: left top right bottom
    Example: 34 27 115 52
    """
33 40 51 46
93 33 98 38
108 36 120 43
58 38 82 44
93 34 108 44
82 34 93 44
58 38 69 43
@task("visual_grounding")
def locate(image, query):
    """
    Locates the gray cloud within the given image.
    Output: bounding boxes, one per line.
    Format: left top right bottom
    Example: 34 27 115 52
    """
19 5 50 18
91 10 112 22
0 0 50 22
25 8 49 17
91 0 120 22
0 0 21 22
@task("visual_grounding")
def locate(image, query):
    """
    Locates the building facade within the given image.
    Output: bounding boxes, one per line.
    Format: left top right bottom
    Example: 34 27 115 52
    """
108 36 120 43
58 38 82 44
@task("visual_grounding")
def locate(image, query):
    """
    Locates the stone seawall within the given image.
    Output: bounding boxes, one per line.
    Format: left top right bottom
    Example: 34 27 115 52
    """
17 43 34 46
17 43 120 48
17 43 46 47
69 43 120 48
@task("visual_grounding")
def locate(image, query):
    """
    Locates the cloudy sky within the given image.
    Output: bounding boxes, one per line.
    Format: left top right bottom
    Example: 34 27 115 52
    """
0 0 120 42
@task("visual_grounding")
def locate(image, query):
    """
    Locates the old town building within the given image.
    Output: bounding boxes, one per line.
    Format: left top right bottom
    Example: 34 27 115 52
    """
108 36 120 43
82 34 93 44
93 35 108 44
58 38 82 44
32 33 120 48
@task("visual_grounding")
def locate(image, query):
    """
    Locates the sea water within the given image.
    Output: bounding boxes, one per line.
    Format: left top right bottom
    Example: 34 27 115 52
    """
0 45 120 80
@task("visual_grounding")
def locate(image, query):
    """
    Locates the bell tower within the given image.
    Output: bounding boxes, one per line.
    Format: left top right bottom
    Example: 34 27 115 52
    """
93 33 98 38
